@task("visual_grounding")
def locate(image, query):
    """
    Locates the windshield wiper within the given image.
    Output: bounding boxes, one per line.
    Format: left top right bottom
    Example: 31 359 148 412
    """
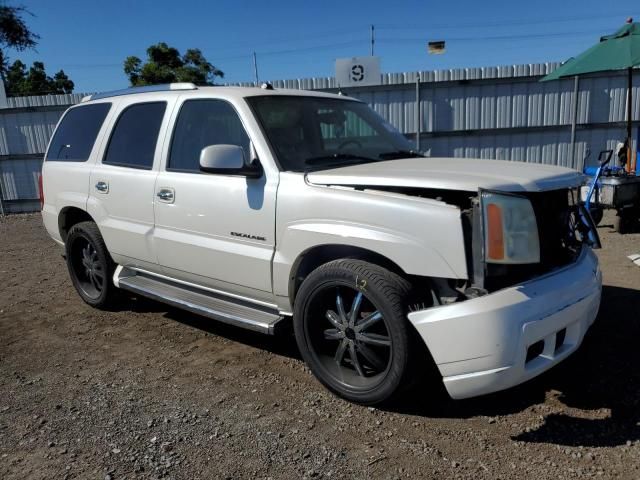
304 153 378 166
378 150 425 160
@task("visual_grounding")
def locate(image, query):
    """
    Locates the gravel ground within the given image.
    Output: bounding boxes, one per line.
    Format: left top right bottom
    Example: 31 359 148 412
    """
1 212 639 480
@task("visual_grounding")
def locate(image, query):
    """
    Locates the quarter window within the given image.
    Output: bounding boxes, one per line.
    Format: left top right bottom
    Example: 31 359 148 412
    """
168 99 250 172
46 103 111 162
103 102 166 169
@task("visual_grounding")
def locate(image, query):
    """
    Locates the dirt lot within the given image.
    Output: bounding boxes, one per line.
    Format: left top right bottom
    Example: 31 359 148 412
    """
1 213 639 480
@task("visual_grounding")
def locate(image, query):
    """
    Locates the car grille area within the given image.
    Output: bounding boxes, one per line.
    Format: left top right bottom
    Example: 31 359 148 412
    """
484 189 580 291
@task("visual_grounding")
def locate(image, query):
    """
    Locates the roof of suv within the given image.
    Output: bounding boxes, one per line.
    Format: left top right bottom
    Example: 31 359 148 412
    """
82 83 356 103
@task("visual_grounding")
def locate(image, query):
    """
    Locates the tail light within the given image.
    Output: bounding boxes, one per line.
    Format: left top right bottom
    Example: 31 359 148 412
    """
38 173 44 210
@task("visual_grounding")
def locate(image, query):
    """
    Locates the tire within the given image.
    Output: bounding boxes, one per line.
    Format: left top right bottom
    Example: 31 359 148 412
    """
65 221 118 308
293 259 418 405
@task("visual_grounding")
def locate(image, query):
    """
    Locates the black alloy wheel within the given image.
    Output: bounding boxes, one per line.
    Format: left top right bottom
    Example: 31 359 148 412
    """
294 259 418 405
65 221 118 308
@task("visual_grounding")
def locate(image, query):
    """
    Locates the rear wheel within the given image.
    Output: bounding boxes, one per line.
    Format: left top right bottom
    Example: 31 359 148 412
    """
65 221 118 308
294 259 417 405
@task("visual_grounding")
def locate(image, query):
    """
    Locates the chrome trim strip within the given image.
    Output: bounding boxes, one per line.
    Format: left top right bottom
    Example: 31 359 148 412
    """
129 267 279 310
118 277 276 334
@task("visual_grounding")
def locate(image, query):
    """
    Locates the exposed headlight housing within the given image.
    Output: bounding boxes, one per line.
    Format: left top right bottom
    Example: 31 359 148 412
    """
481 191 540 264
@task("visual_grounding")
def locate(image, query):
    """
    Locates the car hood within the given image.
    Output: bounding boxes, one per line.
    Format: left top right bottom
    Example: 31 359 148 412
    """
305 157 583 193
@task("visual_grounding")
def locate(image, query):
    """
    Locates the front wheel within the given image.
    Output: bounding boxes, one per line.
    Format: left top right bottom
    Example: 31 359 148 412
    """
65 221 118 308
293 259 417 405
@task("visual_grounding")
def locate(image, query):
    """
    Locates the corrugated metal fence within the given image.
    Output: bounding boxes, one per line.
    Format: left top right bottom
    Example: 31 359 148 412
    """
0 93 85 213
241 62 637 170
1 62 639 213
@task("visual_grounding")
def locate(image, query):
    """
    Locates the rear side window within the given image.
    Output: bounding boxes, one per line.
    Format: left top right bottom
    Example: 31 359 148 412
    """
46 103 111 162
168 99 250 172
103 102 166 170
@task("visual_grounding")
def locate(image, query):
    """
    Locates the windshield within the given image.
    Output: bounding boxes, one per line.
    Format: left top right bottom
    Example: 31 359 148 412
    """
247 95 420 171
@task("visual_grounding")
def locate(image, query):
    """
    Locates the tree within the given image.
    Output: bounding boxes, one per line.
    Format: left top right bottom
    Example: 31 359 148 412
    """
4 59 74 96
0 4 39 75
0 4 74 95
52 69 74 93
124 42 224 86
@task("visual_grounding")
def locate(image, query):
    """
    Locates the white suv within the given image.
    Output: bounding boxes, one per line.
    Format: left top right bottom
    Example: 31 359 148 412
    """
41 83 602 405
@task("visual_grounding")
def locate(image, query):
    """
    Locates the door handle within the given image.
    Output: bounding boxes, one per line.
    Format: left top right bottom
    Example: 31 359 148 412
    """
95 181 109 193
156 188 175 203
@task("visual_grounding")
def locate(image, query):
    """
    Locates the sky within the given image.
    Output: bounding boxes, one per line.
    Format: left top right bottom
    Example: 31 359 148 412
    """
11 0 640 93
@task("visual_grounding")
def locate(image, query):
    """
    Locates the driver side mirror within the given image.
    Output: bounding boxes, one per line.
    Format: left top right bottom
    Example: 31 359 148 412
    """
199 144 262 178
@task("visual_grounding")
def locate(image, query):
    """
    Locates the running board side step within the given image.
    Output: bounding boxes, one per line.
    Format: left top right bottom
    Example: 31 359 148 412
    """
115 267 284 335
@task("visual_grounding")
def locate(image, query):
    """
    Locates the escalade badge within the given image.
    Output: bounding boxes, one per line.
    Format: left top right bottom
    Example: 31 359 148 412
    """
231 231 266 241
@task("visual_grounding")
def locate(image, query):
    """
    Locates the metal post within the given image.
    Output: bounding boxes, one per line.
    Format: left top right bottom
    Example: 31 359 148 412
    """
0 78 8 109
415 79 421 152
370 25 375 56
0 175 4 216
253 52 259 86
637 125 640 175
627 67 633 173
570 75 580 170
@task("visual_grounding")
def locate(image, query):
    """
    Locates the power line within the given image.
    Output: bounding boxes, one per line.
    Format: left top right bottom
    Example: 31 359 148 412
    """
257 40 363 58
188 13 630 59
51 27 607 71
376 11 637 30
202 26 370 53
380 29 599 44
59 39 366 70
16 10 639 78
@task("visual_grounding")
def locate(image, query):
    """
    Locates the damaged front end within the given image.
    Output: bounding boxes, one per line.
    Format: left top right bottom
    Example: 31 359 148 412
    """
406 187 603 399
407 187 603 399
464 188 600 295
343 184 599 303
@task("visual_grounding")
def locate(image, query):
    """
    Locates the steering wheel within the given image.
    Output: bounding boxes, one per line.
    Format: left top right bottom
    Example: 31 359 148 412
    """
338 139 363 150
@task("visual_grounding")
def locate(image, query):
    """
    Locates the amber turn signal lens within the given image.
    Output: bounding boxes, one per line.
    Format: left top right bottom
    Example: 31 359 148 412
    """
486 203 504 260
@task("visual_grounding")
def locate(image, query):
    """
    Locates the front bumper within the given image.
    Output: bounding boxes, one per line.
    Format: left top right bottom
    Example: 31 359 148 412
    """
408 248 602 400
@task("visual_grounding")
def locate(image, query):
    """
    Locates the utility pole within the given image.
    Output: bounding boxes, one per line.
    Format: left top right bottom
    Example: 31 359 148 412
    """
253 52 259 86
370 25 375 56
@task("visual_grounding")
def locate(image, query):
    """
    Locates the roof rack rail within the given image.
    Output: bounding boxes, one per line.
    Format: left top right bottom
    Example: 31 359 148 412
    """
82 83 198 102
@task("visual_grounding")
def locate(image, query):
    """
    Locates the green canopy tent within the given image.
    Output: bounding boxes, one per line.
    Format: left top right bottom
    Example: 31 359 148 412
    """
541 20 640 172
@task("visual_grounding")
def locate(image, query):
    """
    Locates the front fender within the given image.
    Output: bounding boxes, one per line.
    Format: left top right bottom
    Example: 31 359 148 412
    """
272 174 468 300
